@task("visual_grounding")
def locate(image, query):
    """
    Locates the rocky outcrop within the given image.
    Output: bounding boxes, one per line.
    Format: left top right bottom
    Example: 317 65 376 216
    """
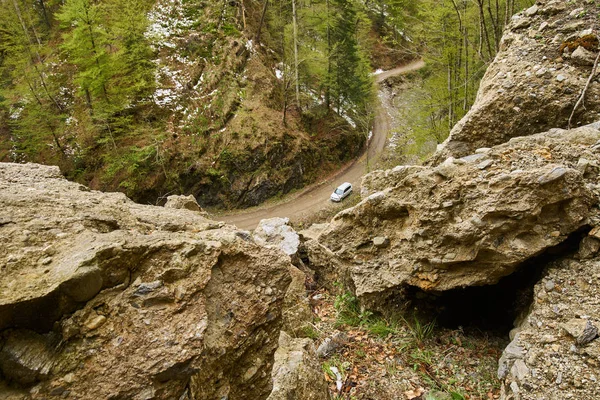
498 240 600 400
433 0 600 162
0 163 292 399
253 218 313 336
306 125 600 310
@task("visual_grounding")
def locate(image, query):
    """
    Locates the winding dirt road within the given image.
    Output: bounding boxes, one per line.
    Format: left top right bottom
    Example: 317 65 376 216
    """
216 60 425 230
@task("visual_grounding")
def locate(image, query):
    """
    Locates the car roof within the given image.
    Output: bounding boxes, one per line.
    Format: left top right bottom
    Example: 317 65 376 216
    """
336 182 352 190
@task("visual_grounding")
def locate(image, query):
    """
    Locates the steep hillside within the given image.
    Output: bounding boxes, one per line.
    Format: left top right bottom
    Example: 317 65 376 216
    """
433 0 600 161
0 0 411 208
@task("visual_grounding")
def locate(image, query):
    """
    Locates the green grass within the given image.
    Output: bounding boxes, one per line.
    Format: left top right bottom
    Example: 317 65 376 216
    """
299 324 321 340
404 315 436 345
334 291 436 340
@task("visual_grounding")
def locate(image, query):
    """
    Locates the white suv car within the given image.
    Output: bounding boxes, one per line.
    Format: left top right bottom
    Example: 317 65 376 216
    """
330 182 353 202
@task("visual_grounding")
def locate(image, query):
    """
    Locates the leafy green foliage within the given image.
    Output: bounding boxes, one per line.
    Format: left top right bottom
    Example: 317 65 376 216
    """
269 0 375 127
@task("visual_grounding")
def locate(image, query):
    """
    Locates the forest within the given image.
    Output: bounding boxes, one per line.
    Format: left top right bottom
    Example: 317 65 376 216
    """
0 0 532 207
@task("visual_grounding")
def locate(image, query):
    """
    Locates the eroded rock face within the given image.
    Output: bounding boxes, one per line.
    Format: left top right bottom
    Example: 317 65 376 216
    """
433 0 600 162
267 331 331 400
309 126 600 309
0 163 292 399
498 249 600 399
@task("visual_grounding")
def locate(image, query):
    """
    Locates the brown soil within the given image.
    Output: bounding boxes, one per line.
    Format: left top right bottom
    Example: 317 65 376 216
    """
312 287 506 400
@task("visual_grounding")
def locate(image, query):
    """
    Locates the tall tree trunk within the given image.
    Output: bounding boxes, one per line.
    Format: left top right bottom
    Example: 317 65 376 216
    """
85 88 94 115
325 0 331 109
12 0 63 111
39 0 50 28
292 0 300 110
255 0 269 43
280 0 287 126
477 0 493 60
240 0 246 29
447 58 453 131
464 26 469 111
83 6 109 104
486 0 499 51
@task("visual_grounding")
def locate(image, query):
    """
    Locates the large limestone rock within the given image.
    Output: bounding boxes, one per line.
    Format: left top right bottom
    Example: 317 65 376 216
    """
309 126 600 309
253 218 313 336
253 217 300 256
0 163 292 400
433 0 600 162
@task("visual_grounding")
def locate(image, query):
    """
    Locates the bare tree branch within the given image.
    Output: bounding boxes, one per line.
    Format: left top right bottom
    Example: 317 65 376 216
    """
568 51 600 129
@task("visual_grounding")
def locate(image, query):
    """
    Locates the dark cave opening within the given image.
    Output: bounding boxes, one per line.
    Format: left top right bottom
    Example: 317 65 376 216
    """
406 227 590 336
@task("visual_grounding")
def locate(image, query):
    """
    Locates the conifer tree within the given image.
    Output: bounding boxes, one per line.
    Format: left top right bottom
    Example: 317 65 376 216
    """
57 0 111 113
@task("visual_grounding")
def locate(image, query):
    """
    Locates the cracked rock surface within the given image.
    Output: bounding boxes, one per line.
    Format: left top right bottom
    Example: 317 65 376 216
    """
498 252 600 400
0 162 292 400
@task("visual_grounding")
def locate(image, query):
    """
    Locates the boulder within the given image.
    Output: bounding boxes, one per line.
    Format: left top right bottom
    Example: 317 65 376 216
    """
309 126 600 309
432 0 600 162
267 331 331 400
254 217 300 257
0 163 292 400
253 218 313 336
163 194 208 216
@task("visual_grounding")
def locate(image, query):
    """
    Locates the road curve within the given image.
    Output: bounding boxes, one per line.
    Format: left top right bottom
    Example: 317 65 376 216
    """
215 59 425 230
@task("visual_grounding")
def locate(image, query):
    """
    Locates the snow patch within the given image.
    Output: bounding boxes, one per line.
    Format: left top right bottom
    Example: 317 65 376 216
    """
145 0 196 48
341 113 357 128
9 106 23 120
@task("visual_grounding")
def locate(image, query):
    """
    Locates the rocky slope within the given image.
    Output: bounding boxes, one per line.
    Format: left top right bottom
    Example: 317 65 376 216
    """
433 0 600 162
498 251 600 400
0 162 330 399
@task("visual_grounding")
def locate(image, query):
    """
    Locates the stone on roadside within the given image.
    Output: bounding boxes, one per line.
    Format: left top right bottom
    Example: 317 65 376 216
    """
164 194 205 213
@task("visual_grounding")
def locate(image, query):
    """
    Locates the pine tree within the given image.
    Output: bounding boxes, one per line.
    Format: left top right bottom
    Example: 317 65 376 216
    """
0 0 66 161
103 0 155 105
57 0 111 114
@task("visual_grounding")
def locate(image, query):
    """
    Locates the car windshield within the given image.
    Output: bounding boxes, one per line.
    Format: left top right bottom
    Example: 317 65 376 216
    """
335 188 344 195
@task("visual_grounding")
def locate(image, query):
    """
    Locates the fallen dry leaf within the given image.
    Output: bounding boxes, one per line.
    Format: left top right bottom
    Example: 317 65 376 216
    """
404 387 425 399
